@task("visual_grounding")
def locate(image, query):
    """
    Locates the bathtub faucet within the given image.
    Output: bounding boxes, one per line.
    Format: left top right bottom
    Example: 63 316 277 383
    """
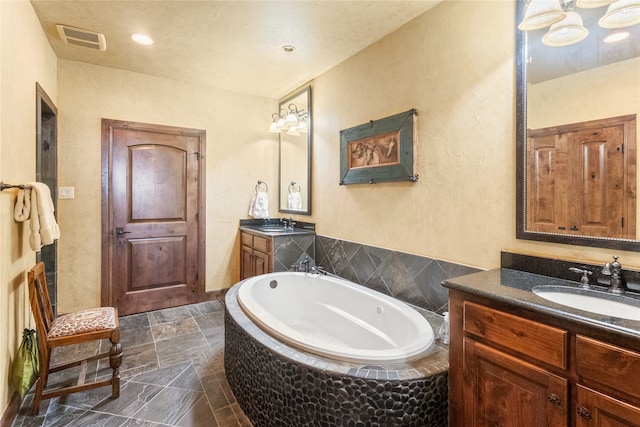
299 256 311 273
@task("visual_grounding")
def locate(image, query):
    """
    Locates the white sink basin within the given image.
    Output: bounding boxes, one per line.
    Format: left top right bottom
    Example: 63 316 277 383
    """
532 285 640 321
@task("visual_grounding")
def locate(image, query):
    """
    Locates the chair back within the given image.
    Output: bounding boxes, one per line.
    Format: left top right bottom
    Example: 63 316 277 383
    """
27 262 54 357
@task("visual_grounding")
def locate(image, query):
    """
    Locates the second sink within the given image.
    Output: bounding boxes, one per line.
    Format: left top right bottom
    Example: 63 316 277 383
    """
532 285 640 321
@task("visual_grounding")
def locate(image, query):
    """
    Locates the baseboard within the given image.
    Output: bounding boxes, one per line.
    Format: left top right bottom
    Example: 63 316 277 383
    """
0 393 20 427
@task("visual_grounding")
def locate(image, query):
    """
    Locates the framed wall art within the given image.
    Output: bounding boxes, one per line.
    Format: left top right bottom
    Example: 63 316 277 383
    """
339 109 418 185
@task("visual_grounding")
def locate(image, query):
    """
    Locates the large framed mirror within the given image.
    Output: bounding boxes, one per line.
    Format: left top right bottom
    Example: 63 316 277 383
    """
516 0 640 250
279 85 312 215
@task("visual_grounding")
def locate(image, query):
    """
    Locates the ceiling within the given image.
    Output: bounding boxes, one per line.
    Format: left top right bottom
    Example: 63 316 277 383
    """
30 0 441 99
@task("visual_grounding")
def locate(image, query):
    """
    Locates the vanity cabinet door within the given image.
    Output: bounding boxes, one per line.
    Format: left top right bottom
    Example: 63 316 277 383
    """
575 385 640 427
463 338 569 427
239 231 273 280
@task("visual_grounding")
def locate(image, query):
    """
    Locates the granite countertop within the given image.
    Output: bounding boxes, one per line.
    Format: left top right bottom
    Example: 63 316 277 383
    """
240 225 316 237
442 268 640 340
239 218 316 237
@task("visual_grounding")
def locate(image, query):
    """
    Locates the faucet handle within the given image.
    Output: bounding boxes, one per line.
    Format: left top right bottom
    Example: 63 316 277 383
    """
569 267 592 289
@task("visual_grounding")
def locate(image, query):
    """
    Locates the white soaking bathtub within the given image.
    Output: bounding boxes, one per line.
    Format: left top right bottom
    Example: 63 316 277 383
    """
236 271 435 364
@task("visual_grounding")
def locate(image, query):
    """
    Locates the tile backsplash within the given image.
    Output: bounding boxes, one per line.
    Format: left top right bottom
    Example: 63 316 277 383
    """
315 235 480 314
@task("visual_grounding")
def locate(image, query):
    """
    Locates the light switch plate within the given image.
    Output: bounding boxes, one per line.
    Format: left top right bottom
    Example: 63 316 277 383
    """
59 186 74 199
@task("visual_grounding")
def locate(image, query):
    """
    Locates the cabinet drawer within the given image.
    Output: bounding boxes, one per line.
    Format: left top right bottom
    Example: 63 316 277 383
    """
463 301 568 369
577 335 640 403
241 232 253 247
252 235 270 253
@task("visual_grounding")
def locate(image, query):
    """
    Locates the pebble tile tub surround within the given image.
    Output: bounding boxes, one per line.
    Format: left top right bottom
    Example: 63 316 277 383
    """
224 285 449 427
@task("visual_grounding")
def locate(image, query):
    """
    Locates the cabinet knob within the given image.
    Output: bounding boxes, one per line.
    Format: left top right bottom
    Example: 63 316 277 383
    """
577 406 592 420
547 393 561 405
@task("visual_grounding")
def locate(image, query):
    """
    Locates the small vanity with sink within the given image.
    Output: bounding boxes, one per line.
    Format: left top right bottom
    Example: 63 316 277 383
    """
443 253 640 427
239 219 315 280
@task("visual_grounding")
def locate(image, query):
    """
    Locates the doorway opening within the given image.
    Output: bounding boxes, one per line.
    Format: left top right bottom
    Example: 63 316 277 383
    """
36 83 58 315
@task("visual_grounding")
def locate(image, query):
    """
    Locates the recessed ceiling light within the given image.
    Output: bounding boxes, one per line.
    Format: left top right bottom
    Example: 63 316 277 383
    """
281 45 296 53
604 31 630 43
131 33 154 45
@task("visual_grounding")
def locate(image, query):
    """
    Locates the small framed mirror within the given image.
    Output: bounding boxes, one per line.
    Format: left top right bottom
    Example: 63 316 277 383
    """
279 86 312 215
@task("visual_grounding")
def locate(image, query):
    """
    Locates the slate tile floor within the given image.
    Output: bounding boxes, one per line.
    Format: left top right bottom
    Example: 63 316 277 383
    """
12 300 253 427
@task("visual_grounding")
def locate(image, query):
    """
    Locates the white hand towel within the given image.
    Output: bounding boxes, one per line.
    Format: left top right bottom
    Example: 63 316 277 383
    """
288 192 302 210
248 191 257 217
251 191 270 219
13 182 60 251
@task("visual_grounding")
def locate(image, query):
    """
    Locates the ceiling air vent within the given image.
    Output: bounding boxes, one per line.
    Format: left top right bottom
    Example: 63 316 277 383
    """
56 24 106 51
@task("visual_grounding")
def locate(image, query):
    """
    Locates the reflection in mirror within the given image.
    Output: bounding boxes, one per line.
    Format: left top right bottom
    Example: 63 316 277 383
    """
278 86 312 215
516 0 640 250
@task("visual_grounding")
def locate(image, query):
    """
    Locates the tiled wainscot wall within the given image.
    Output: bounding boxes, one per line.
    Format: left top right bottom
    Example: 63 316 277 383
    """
315 235 481 314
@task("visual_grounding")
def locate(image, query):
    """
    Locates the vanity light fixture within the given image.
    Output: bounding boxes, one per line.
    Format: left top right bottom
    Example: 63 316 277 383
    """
519 0 566 30
284 104 300 127
543 8 589 46
268 113 281 133
267 105 307 134
131 33 154 45
599 0 640 28
521 0 640 46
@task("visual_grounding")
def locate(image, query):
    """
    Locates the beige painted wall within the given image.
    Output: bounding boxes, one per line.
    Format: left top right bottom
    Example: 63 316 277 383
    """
56 60 278 312
309 0 640 270
0 0 57 414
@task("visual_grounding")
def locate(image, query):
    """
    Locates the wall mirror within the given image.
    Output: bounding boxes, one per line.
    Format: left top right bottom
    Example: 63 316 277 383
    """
279 85 312 215
516 0 640 250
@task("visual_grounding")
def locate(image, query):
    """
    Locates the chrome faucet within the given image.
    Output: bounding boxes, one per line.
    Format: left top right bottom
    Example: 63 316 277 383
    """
602 255 625 294
280 216 296 231
299 256 311 273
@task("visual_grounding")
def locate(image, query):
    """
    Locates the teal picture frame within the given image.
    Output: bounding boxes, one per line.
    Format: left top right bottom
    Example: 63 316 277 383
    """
339 109 418 185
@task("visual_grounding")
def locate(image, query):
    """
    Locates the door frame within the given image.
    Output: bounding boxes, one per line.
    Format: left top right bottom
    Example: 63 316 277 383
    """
100 119 207 308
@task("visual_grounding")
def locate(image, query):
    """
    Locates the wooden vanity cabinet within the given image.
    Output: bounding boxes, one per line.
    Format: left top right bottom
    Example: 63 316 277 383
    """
449 290 640 427
240 230 272 280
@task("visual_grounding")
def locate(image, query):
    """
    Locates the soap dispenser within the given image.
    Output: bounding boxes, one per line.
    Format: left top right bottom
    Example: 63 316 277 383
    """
439 312 450 345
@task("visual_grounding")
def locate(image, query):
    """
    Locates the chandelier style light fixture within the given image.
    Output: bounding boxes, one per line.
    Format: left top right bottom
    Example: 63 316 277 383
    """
520 0 640 46
268 104 308 135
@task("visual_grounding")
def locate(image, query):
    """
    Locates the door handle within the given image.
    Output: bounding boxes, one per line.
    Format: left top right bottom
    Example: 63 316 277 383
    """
116 227 131 236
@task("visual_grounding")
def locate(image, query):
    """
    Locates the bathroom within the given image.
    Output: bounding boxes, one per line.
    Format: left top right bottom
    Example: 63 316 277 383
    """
2 0 640 425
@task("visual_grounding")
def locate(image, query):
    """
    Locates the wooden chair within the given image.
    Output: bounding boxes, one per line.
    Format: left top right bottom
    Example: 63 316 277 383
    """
27 262 122 415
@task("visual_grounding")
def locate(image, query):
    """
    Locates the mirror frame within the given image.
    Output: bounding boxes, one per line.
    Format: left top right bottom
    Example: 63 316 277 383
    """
515 0 640 251
278 85 312 215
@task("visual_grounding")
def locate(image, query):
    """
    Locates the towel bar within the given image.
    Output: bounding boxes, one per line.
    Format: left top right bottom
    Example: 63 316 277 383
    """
0 181 26 191
255 180 268 193
288 181 301 194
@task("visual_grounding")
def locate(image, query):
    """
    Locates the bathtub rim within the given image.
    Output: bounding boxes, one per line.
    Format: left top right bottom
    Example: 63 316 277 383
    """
225 279 449 381
236 271 436 364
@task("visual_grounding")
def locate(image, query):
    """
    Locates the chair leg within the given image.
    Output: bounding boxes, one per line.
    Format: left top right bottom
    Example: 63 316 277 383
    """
31 348 51 416
30 377 44 416
109 340 122 399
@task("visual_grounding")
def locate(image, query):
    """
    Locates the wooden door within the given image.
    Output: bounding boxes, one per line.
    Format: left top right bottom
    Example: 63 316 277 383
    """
576 386 640 427
573 125 626 237
527 132 569 233
102 120 205 315
463 339 568 427
526 115 636 239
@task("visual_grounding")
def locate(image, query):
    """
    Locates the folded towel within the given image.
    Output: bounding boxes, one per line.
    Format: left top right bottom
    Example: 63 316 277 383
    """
249 190 269 219
288 192 303 210
14 182 60 251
